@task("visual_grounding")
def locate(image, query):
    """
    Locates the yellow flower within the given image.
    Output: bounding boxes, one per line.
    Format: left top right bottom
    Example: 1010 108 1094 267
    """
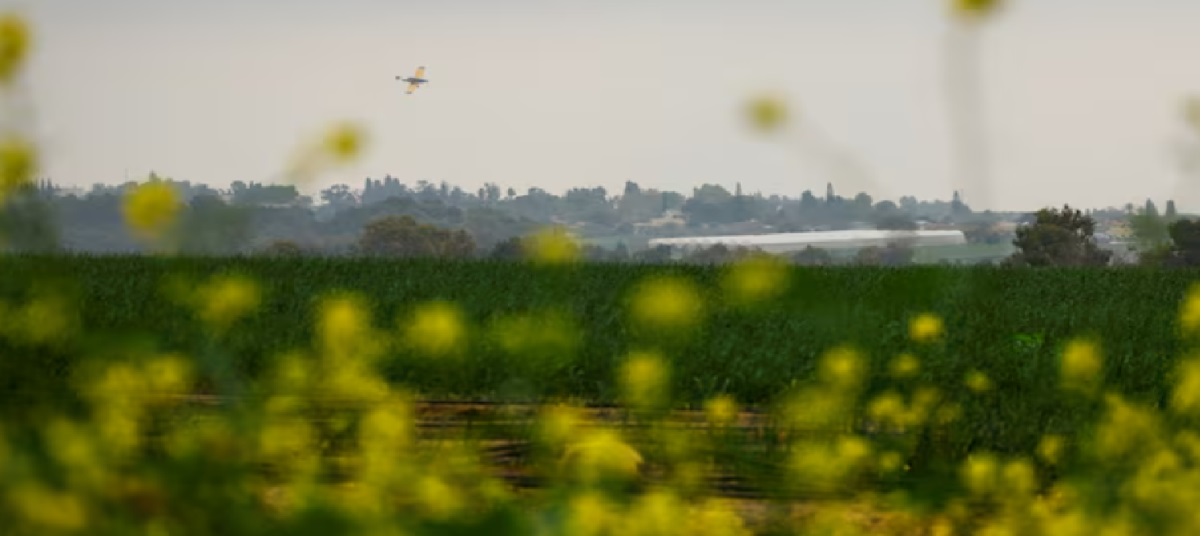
7 484 87 531
687 499 753 536
403 301 467 356
965 370 992 393
1181 284 1199 335
416 475 462 520
1037 435 1064 465
705 394 738 427
537 404 582 447
908 313 944 343
961 453 998 496
1170 358 1199 416
621 350 669 410
122 180 182 241
1000 459 1035 496
316 293 377 363
0 13 30 84
323 121 365 163
1059 338 1102 395
746 94 789 134
722 255 790 305
950 0 1004 20
196 275 261 333
524 226 580 264
889 353 921 379
0 136 35 204
818 345 866 390
629 276 704 331
564 492 614 536
561 429 643 484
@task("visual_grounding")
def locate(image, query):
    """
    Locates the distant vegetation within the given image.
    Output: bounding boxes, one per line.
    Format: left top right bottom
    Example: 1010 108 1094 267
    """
1 178 1196 269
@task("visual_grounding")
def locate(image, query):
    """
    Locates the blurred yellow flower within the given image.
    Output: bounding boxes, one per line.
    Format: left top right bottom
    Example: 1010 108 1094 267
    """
1170 358 1199 416
416 475 463 520
564 492 614 536
317 293 376 362
950 0 1004 20
524 226 580 264
143 353 192 397
878 451 903 473
621 350 669 410
1059 338 1101 395
746 94 789 134
18 294 73 346
8 484 87 531
889 353 921 379
788 436 872 491
965 370 992 393
960 453 998 496
196 275 261 333
538 403 582 447
0 13 30 84
561 429 643 484
323 121 365 163
403 300 467 356
0 136 35 204
908 313 944 343
1000 459 1035 496
705 394 738 427
722 255 790 305
818 345 866 391
630 276 704 331
359 396 414 454
622 490 685 536
1037 435 1064 465
122 180 182 241
687 499 753 536
1181 284 1199 335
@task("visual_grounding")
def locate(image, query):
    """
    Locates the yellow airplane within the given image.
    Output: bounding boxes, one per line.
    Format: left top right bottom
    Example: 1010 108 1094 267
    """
396 66 428 95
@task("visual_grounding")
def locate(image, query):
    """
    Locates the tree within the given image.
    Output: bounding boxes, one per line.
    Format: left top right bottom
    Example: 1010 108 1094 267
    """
176 194 253 255
1167 218 1200 266
358 215 475 258
489 236 525 261
1007 205 1111 267
1141 218 1199 267
876 214 918 231
0 183 61 253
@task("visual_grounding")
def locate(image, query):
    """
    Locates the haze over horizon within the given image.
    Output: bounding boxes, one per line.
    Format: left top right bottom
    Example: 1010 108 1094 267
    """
18 0 1202 213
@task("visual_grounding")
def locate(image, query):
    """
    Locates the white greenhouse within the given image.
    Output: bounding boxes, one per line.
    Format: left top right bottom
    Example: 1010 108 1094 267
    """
647 229 967 254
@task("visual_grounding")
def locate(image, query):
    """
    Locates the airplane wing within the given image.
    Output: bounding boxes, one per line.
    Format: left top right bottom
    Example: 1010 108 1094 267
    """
406 82 420 94
414 66 426 79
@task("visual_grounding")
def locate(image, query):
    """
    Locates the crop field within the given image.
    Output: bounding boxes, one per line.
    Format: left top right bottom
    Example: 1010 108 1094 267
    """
0 255 1197 534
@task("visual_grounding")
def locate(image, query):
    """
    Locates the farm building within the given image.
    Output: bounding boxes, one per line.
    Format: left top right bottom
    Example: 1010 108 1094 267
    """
647 229 967 255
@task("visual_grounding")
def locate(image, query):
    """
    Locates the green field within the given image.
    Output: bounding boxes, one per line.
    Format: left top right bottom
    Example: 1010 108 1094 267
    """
0 255 1197 534
1 256 1195 441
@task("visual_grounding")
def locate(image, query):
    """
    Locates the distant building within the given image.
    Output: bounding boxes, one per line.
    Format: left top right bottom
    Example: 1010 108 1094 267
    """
648 229 967 255
633 209 687 234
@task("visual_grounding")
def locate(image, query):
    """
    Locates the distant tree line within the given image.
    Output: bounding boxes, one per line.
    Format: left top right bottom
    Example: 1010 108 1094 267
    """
0 174 1194 268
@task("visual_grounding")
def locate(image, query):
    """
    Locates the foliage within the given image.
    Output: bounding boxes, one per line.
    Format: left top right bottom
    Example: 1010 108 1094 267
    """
1007 205 1111 267
0 182 60 253
357 215 475 259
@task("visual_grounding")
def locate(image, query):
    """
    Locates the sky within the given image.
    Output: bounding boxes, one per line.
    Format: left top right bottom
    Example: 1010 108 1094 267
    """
16 0 1202 212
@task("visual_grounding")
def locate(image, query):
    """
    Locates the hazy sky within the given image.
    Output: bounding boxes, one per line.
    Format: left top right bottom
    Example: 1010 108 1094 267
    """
18 0 1202 211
